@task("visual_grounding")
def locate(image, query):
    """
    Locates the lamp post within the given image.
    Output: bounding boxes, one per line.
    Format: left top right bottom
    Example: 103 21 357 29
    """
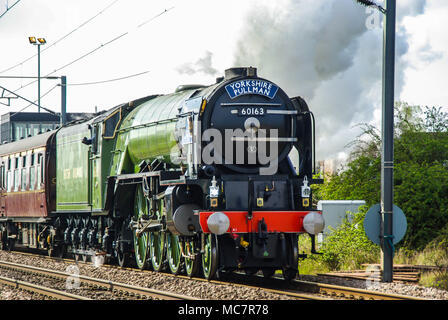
28 36 46 113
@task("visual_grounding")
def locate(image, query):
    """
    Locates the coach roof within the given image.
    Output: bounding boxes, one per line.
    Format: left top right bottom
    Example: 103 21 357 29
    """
0 130 54 156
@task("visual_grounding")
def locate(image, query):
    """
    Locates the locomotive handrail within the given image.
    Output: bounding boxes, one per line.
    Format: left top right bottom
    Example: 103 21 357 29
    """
117 117 177 133
176 110 199 118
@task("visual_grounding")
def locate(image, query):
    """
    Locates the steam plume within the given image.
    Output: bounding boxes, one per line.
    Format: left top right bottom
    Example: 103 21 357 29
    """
233 0 430 162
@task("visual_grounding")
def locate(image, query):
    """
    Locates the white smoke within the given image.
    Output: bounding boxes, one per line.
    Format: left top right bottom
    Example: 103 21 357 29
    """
233 0 432 162
176 51 219 76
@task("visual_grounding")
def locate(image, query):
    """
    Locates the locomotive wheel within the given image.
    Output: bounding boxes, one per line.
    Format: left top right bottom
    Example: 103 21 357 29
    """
245 268 259 275
166 232 182 275
282 234 298 281
133 186 150 270
116 233 130 268
184 240 200 277
74 246 81 262
261 268 276 278
282 268 297 281
202 234 218 280
149 230 165 271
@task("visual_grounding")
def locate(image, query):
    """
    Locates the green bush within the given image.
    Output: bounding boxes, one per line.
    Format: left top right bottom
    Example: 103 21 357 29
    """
313 103 448 251
312 207 380 271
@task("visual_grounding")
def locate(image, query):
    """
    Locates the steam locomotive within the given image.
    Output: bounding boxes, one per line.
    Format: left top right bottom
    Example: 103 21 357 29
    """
0 67 324 280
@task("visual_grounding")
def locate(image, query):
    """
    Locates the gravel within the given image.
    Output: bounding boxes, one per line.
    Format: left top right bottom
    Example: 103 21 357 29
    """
1 250 446 300
299 274 448 300
0 283 52 300
0 251 295 300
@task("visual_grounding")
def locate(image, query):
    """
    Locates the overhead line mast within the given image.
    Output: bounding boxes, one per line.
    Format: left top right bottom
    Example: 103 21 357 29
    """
355 0 396 283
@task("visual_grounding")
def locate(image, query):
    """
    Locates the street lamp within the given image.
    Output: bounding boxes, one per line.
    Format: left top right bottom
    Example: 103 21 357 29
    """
28 36 46 113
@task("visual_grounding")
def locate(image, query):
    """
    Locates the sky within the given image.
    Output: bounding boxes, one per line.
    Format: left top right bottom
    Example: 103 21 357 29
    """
0 0 447 162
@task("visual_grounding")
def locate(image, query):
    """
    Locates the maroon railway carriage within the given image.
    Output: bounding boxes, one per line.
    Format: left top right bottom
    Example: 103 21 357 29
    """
0 131 56 250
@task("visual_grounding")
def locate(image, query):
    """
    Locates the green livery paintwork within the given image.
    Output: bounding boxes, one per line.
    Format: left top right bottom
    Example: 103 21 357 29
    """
55 86 213 214
111 90 198 177
56 123 91 211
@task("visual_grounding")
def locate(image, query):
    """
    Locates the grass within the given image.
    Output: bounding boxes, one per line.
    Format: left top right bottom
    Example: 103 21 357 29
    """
394 239 448 290
419 272 448 291
297 234 333 275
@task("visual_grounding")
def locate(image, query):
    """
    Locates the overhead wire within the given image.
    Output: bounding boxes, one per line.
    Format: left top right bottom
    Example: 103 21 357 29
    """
4 6 174 97
66 70 150 86
7 70 151 115
0 0 21 19
9 84 59 116
48 32 129 75
0 0 121 74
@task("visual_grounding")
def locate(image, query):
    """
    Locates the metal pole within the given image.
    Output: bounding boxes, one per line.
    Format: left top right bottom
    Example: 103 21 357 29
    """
37 43 41 113
61 76 67 125
381 0 396 283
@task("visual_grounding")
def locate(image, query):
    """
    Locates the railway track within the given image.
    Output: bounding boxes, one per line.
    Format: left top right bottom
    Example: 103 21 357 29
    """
291 279 425 300
0 275 91 300
214 272 426 300
165 272 329 300
0 259 199 300
0 250 428 300
319 264 448 284
1 250 329 300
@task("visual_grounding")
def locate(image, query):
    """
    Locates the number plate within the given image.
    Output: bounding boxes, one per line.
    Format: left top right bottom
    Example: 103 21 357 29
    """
238 107 265 116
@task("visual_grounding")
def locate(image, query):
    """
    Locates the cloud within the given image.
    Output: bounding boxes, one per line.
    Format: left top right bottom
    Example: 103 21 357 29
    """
397 0 426 19
232 0 429 161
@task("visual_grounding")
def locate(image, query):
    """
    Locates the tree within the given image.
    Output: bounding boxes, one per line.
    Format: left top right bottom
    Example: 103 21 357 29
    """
314 102 448 250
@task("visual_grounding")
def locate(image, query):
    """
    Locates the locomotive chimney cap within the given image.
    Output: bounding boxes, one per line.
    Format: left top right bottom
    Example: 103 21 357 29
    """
224 67 257 80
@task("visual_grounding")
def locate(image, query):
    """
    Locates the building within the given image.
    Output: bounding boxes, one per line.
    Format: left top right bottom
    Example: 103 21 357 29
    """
317 158 343 176
1 112 94 143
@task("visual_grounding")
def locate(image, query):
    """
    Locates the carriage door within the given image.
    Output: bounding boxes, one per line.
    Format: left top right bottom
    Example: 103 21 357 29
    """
89 124 102 210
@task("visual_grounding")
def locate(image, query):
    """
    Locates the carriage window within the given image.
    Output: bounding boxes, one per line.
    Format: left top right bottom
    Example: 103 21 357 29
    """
7 171 12 192
41 160 44 185
0 163 4 189
37 153 44 188
6 158 12 192
21 168 27 190
30 166 35 191
14 169 19 192
29 154 35 190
